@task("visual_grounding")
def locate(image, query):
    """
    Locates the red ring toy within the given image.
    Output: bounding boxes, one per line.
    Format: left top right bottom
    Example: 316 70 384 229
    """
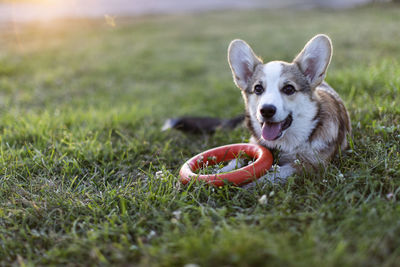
179 143 273 186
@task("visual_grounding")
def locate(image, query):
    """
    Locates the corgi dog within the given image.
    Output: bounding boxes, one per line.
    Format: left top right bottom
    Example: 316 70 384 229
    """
165 34 351 183
227 34 351 182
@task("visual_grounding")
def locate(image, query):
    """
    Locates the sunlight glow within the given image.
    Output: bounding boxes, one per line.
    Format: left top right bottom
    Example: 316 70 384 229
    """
1 0 99 22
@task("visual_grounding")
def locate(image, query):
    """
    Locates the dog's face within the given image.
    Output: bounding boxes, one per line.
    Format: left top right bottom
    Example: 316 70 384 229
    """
228 34 332 151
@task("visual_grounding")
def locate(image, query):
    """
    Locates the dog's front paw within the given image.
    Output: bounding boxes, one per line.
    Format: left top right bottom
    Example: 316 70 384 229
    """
241 164 295 189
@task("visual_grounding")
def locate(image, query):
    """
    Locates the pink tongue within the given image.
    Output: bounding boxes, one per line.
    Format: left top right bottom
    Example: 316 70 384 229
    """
262 122 282 141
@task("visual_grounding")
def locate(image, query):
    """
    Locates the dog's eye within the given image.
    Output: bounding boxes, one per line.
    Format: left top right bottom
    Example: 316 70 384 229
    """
282 85 296 95
254 84 264 95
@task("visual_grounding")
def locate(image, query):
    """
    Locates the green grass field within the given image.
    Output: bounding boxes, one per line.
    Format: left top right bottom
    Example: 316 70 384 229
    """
0 4 400 266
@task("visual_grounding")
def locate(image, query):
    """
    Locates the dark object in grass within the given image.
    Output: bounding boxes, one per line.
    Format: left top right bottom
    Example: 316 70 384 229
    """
162 115 245 134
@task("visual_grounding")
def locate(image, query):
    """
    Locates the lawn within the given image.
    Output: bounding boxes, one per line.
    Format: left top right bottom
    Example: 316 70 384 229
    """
0 4 400 266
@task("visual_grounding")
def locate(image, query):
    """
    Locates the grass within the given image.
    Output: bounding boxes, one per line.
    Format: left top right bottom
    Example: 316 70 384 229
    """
0 4 400 266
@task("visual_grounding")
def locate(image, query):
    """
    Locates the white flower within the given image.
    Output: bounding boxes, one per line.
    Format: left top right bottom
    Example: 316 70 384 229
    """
386 193 394 200
172 210 182 220
147 230 156 240
155 171 164 179
258 194 268 206
271 164 280 172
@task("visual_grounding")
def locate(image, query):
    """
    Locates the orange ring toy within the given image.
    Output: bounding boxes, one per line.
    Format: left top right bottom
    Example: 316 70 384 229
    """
179 143 273 186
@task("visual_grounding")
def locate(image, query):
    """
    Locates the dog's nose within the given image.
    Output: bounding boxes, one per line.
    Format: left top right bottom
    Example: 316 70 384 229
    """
260 104 276 118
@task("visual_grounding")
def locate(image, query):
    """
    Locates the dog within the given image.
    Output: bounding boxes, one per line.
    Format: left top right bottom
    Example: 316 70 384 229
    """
166 34 351 183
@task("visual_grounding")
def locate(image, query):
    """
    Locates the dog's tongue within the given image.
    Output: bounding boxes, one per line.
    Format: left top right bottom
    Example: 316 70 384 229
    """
262 122 282 141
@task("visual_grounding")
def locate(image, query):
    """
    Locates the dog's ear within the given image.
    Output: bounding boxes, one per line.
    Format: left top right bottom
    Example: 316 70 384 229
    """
228 39 262 90
294 34 332 88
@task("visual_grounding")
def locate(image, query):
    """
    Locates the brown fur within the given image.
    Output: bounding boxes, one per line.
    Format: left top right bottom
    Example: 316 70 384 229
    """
309 85 352 160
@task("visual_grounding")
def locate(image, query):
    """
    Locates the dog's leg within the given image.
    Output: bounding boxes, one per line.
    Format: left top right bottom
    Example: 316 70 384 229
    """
217 158 244 173
263 164 295 183
242 164 295 188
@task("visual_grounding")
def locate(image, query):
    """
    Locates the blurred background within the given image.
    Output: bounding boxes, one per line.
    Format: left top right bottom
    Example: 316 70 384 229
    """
0 0 399 122
0 0 391 22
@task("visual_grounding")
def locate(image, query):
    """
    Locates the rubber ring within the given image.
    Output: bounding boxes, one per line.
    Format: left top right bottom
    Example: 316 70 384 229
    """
179 143 273 186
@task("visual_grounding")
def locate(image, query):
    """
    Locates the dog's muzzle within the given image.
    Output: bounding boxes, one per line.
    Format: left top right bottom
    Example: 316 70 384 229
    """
261 114 293 141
